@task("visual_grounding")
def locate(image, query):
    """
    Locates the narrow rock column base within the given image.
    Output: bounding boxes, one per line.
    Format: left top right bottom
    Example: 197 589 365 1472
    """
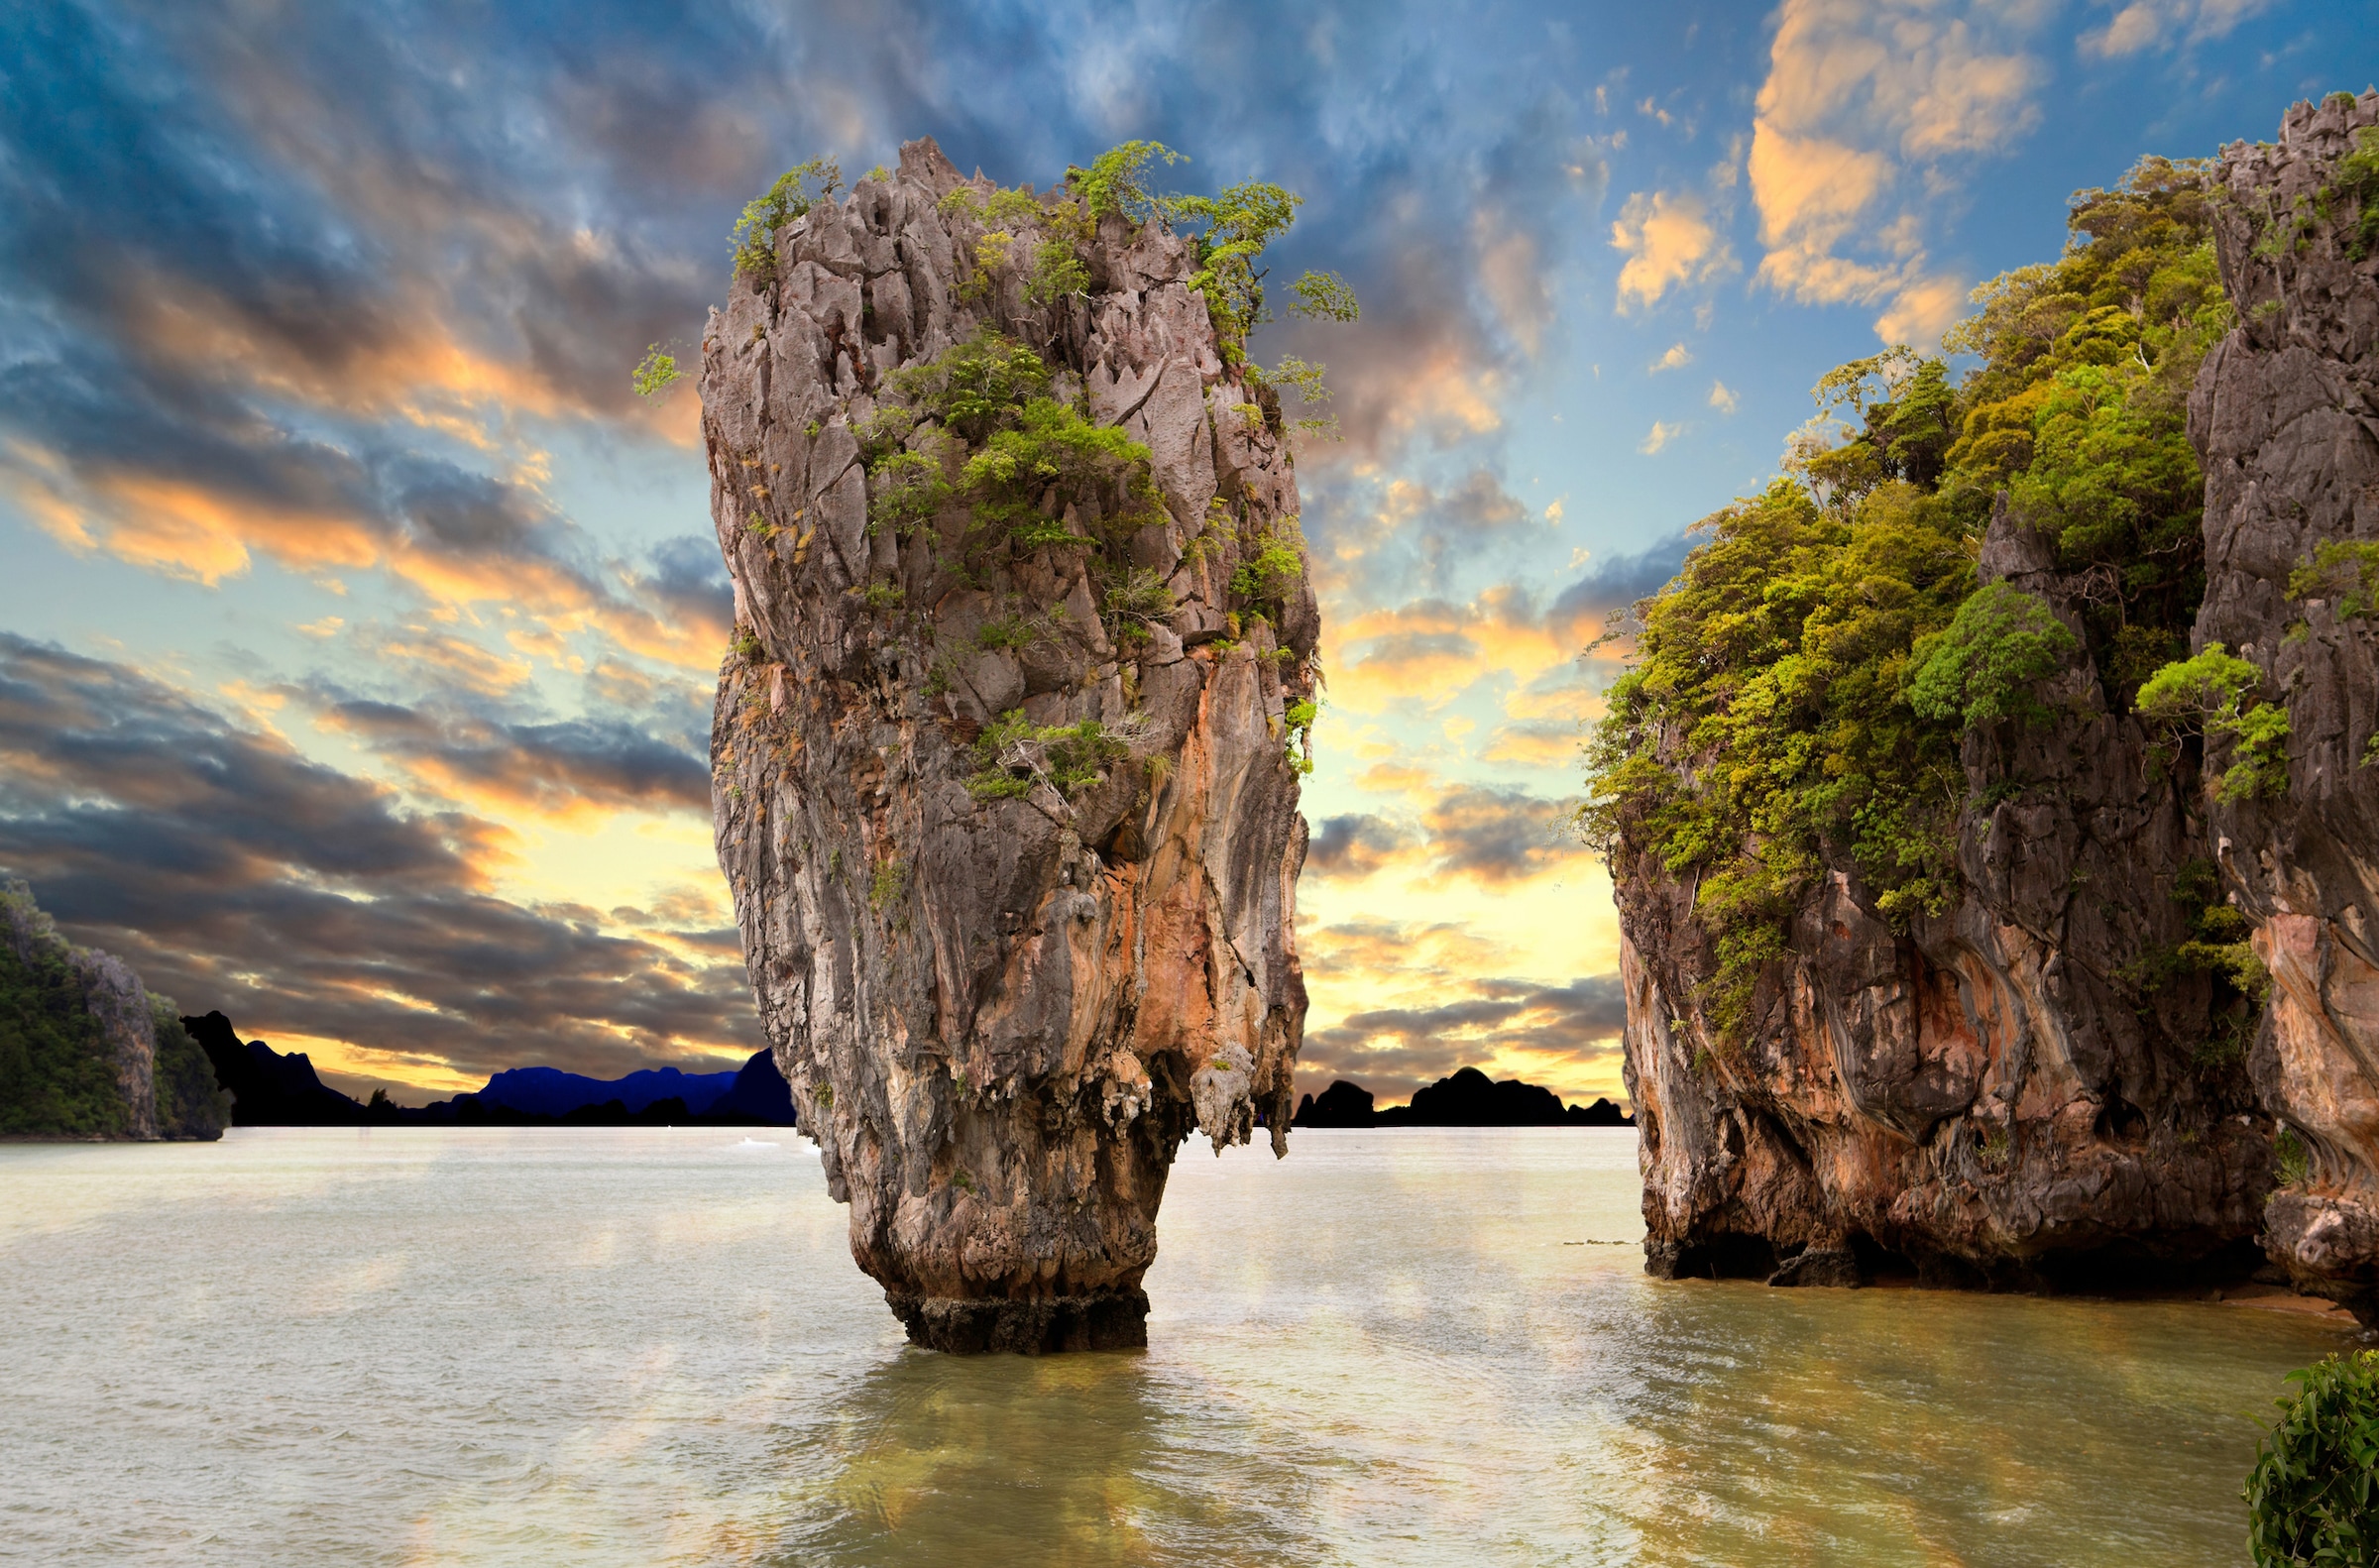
885 1289 1151 1354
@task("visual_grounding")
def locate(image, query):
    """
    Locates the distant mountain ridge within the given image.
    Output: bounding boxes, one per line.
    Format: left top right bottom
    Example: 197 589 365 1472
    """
182 1009 796 1127
476 1064 737 1119
1292 1067 1634 1129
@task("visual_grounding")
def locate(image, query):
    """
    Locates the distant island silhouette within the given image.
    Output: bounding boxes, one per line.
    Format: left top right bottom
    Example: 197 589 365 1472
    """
181 1011 796 1128
1293 1067 1633 1128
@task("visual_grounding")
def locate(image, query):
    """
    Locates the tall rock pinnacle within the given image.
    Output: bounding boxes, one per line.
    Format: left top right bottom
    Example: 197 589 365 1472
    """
702 139 1316 1351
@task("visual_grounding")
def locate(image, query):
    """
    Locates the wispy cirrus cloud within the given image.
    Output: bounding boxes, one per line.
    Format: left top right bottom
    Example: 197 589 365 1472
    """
2080 0 2277 56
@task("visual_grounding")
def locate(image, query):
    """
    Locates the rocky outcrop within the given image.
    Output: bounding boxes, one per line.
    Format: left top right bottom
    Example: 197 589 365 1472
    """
2195 90 2379 1323
185 1010 371 1125
1620 505 2272 1291
1 878 226 1141
1617 96 2379 1323
702 139 1315 1351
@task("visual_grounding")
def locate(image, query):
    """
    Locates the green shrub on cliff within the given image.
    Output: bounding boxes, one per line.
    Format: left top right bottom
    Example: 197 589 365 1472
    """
2136 645 2292 802
2245 1350 2379 1566
1910 582 2079 730
731 157 842 283
1583 155 2235 1045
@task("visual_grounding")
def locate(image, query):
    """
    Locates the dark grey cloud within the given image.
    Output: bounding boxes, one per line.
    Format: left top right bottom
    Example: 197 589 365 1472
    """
316 695 710 817
0 634 755 1091
1420 786 1578 883
1305 813 1415 879
1300 974 1629 1101
1306 788 1584 883
1546 530 1693 643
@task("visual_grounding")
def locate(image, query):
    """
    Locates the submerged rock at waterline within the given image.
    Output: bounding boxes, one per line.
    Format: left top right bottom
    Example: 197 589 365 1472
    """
702 139 1315 1352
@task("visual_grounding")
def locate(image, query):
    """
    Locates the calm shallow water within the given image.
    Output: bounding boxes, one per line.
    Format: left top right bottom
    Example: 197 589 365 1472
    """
0 1126 2356 1566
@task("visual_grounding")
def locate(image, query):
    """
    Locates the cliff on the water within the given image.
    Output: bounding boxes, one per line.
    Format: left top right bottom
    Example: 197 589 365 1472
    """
1592 95 2379 1322
701 139 1324 1351
1 878 227 1141
2196 94 2379 1323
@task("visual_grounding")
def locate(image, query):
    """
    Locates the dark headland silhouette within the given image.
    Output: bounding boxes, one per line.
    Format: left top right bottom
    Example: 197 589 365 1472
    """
1293 1067 1634 1128
181 1011 797 1128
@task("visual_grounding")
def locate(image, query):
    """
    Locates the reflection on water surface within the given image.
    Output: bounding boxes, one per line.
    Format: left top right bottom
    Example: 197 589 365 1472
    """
0 1127 2351 1565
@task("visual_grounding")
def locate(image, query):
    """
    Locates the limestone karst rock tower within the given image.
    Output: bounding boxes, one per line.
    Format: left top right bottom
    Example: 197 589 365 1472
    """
2197 92 2379 1323
701 139 1317 1351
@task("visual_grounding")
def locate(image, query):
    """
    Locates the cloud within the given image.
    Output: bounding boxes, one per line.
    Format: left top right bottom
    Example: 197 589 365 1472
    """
1708 380 1740 414
1610 190 1729 311
1305 814 1418 879
2079 0 2275 56
1649 342 1693 373
1298 960 1629 1103
313 695 710 826
0 635 756 1088
1750 0 2049 345
1306 786 1585 888
1639 420 1686 455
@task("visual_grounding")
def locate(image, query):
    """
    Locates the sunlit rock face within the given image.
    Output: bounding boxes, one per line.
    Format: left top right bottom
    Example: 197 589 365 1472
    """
2195 92 2379 1326
1618 500 2273 1296
1619 96 2379 1325
701 138 1313 1352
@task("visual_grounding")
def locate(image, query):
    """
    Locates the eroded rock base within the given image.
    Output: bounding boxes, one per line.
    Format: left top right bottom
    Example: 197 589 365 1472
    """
2264 1192 2379 1328
886 1289 1151 1355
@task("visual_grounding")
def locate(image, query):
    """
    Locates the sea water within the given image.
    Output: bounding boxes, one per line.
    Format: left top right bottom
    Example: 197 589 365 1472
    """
0 1126 2356 1566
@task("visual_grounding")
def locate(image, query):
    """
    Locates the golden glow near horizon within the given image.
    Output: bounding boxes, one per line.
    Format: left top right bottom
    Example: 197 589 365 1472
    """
0 0 2325 1106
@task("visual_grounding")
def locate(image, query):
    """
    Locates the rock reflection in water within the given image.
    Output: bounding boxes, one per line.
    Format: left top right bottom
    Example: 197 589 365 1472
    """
759 1352 1333 1567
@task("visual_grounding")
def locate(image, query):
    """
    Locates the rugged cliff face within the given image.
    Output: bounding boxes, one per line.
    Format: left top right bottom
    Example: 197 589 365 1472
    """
2196 90 2379 1323
703 139 1315 1351
1619 500 2270 1290
1615 96 2379 1323
1 878 227 1141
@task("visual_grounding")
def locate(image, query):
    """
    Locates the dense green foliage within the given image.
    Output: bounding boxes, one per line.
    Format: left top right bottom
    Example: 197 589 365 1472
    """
858 327 1167 578
1073 140 1185 225
0 887 126 1138
0 880 223 1140
2246 1350 2379 1566
1909 582 2079 730
2332 125 2379 261
1582 156 2237 1045
2135 645 2291 802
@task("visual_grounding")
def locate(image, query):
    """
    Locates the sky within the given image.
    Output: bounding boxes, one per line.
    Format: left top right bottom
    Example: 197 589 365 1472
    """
1 0 2371 1109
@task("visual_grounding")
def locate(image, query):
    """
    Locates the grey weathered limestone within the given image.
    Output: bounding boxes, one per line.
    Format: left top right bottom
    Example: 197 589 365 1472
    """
701 139 1315 1351
2195 90 2379 1323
